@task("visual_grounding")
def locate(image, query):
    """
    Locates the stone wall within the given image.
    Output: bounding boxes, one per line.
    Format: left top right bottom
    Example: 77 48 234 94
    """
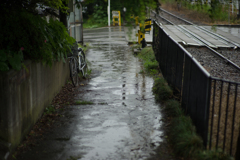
0 60 69 159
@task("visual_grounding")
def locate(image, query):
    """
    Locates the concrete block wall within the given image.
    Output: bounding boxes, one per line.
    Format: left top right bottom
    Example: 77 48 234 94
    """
0 60 70 159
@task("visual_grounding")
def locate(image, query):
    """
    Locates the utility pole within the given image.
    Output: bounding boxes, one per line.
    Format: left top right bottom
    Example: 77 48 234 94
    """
108 0 110 26
238 0 240 19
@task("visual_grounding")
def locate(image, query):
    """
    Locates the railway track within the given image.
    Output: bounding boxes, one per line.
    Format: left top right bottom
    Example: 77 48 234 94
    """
151 8 240 82
151 8 240 156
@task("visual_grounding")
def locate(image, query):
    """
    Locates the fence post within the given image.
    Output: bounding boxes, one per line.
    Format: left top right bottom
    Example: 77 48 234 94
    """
236 126 240 159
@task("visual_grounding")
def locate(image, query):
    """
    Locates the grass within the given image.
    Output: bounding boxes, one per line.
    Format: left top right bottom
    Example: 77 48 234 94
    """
44 105 56 115
78 43 90 52
75 100 94 105
164 99 183 117
136 46 232 160
153 77 232 160
152 76 173 102
136 46 159 76
83 18 108 29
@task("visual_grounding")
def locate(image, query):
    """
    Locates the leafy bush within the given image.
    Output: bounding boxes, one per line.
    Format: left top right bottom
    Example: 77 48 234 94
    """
170 115 203 158
138 47 159 74
0 9 75 71
152 77 173 102
92 6 107 24
198 150 232 160
164 99 183 117
44 105 56 115
83 6 108 28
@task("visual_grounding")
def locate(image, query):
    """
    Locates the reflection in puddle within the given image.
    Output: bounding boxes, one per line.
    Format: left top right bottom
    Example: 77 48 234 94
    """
81 126 130 160
79 26 163 159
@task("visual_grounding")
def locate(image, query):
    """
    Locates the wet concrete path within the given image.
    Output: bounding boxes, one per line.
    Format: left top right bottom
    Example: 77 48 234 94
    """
18 27 163 160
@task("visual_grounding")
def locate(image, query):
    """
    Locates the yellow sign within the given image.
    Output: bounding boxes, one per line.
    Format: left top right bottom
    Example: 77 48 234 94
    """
136 18 152 46
112 11 121 26
144 19 152 33
137 30 145 44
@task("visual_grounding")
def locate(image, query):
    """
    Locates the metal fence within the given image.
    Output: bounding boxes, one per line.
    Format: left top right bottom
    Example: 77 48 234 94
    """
67 1 83 43
209 78 240 155
153 20 240 156
152 23 184 92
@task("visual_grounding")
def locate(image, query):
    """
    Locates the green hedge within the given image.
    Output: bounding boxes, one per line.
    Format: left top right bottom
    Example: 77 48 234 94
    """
0 9 75 71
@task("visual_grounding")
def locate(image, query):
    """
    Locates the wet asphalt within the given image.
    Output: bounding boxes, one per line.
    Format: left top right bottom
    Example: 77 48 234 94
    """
18 26 163 160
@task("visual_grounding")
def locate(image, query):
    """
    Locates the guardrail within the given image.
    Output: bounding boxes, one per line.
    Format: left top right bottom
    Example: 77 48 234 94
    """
152 20 240 157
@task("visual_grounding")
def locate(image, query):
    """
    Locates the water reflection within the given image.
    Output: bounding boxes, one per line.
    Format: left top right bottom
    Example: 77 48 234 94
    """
78 26 163 159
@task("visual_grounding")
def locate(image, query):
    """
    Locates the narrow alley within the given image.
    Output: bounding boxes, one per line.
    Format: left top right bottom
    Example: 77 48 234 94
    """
17 26 164 160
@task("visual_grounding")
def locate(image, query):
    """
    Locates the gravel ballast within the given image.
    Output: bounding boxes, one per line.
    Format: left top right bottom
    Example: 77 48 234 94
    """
186 46 240 82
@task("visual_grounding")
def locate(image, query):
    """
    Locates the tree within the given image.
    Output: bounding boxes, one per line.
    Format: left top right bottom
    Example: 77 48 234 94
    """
1 0 68 13
78 0 157 24
0 0 75 71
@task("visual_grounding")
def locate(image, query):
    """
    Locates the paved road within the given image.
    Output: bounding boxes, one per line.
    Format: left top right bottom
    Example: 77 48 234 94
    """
18 26 163 160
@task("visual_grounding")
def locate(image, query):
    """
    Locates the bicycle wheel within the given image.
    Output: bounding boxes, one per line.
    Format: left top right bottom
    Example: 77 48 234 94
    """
81 62 88 78
79 51 88 78
69 58 78 87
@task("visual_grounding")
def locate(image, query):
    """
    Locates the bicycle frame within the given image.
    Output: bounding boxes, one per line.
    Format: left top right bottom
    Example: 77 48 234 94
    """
78 52 86 71
68 47 88 87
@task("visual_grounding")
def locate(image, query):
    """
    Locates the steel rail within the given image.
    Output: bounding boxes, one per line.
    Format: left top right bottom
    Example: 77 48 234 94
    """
160 8 193 25
177 25 240 71
159 8 239 48
151 10 173 25
197 26 240 49
178 25 217 48
152 10 240 71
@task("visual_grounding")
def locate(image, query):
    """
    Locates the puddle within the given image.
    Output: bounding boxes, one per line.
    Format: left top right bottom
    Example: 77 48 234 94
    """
17 26 163 160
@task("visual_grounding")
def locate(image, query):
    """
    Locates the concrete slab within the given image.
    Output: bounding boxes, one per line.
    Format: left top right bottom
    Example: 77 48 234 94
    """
123 24 239 48
162 25 203 46
202 26 240 46
161 25 182 42
183 25 231 48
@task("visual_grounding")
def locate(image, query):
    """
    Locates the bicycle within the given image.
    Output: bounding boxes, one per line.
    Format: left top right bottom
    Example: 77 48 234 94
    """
68 47 88 87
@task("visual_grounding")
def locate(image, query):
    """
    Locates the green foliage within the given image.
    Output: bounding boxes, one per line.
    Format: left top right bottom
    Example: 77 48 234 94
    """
208 0 225 22
148 36 232 159
83 5 108 28
165 99 183 117
0 9 75 71
44 105 56 115
155 78 233 159
83 23 107 29
78 43 90 52
82 0 157 27
198 150 232 160
2 0 69 14
152 77 173 102
75 100 94 105
138 47 159 75
46 18 75 62
164 0 230 22
170 115 204 158
92 6 108 24
157 83 233 160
